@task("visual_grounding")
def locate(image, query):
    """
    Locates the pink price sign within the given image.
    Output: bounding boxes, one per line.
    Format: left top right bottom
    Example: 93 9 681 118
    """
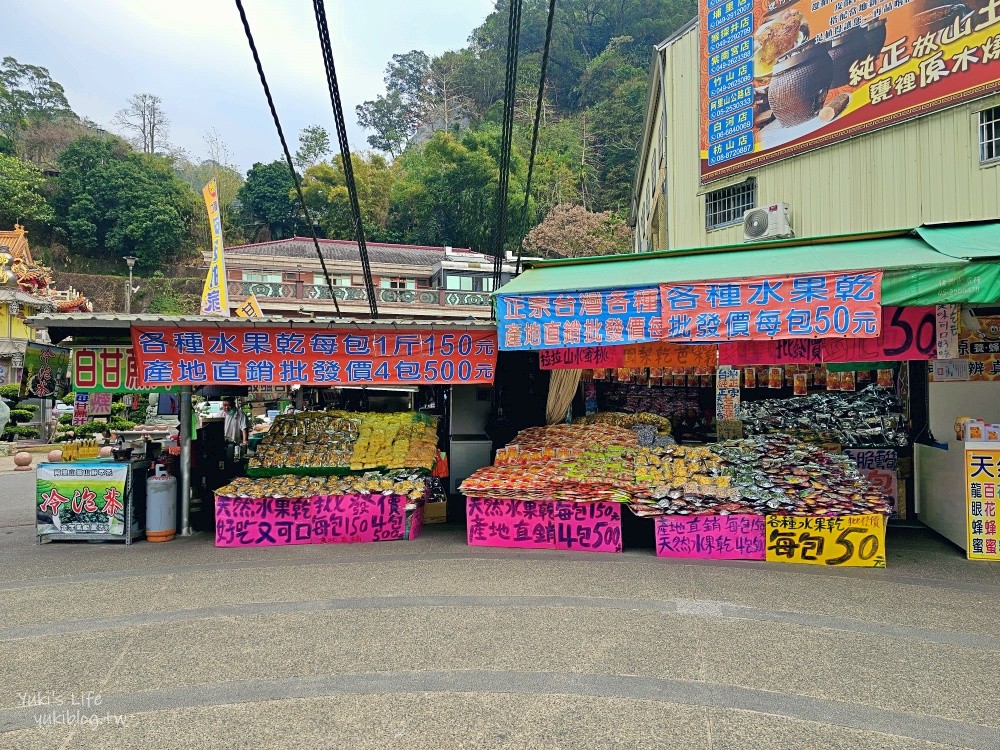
215 494 409 547
655 514 765 560
466 498 622 552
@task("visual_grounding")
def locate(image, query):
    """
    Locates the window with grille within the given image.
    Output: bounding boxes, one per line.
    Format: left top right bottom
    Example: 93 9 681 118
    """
705 178 756 231
980 106 1000 164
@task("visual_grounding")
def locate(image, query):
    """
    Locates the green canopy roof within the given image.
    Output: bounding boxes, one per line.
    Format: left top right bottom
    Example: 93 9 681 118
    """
498 221 1000 306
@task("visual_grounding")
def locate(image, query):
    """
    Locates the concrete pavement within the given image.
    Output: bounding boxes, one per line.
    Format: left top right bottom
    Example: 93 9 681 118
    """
0 473 997 749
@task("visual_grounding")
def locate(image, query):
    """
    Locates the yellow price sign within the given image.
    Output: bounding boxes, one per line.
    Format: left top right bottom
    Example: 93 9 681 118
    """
765 514 886 568
235 294 263 319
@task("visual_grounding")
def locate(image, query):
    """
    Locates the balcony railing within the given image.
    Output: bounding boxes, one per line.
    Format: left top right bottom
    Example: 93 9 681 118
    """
228 281 492 309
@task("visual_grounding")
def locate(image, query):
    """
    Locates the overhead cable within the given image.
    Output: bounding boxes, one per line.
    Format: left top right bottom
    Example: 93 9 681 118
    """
233 0 341 314
312 0 379 319
490 0 524 302
516 0 558 275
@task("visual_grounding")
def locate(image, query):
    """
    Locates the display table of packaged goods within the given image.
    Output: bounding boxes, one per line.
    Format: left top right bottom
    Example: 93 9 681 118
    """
36 459 150 544
461 424 890 565
213 473 428 547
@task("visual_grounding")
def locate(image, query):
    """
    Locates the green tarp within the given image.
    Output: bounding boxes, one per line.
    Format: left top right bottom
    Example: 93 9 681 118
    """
498 222 1000 306
916 221 1000 261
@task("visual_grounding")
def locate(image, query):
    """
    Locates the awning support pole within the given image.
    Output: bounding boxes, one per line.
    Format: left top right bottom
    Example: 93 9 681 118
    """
180 386 193 536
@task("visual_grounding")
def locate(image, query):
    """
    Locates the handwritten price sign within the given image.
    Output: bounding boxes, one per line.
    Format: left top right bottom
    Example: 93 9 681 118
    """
765 514 886 567
655 515 765 560
466 498 622 552
214 494 408 547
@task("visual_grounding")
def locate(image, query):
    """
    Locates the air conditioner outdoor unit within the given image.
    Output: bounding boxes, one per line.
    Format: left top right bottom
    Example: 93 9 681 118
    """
743 203 793 242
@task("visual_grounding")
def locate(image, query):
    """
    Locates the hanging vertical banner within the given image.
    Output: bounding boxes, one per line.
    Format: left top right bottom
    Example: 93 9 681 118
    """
660 272 882 343
965 447 1000 561
200 178 229 316
936 304 960 361
716 366 741 420
72 393 89 426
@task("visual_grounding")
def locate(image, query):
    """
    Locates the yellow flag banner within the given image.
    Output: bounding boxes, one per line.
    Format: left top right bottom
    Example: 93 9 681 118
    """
200 178 229 316
235 294 263 320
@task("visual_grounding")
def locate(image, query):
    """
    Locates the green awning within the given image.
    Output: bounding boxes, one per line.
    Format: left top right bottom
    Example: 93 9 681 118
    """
915 221 1000 260
498 221 1000 306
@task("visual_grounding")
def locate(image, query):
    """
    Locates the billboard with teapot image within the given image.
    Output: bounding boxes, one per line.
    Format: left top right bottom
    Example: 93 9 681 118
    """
699 0 1000 181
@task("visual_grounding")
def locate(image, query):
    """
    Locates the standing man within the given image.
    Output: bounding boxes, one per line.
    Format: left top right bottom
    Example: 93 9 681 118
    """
221 396 248 479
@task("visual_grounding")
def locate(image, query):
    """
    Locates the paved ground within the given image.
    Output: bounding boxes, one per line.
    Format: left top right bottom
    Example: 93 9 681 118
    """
0 466 998 749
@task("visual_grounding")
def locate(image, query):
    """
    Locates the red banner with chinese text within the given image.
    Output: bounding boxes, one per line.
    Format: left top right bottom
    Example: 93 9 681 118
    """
718 305 934 363
130 327 497 387
660 271 882 342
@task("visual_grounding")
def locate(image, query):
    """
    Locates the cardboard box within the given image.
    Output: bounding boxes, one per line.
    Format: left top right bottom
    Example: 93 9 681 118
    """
423 501 447 524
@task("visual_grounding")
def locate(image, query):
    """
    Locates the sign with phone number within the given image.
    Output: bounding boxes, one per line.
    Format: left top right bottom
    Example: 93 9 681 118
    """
131 327 497 387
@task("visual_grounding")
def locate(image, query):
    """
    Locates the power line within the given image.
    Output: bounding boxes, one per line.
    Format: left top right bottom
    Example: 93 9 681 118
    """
491 0 524 302
517 0 557 275
234 0 341 315
311 0 379 319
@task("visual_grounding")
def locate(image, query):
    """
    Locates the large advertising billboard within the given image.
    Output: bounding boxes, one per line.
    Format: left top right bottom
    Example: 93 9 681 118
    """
699 0 1000 181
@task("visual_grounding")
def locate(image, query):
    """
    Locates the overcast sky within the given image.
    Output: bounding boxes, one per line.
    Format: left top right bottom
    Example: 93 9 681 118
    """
7 0 494 171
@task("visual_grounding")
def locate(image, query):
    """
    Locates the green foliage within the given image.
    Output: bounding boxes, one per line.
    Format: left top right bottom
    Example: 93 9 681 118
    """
8 408 33 423
52 136 199 268
61 391 75 405
0 154 53 227
388 128 533 254
109 418 136 431
301 154 394 241
347 0 698 239
59 414 73 425
147 271 194 314
235 161 302 241
294 125 332 170
0 384 20 400
15 401 39 413
110 401 127 414
0 56 75 144
172 154 245 246
2 424 39 439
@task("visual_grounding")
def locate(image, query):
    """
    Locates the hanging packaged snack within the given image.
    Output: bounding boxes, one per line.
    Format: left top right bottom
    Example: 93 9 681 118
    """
768 367 783 389
744 368 757 388
878 368 894 388
793 373 808 396
841 371 857 391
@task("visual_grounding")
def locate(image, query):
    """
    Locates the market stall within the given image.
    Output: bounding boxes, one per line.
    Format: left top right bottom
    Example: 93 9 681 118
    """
128 317 496 547
485 220 1000 564
25 314 499 546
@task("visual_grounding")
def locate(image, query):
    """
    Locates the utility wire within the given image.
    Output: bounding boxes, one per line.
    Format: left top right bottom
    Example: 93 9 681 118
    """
233 0 341 315
312 0 379 319
516 0 557 275
490 0 524 303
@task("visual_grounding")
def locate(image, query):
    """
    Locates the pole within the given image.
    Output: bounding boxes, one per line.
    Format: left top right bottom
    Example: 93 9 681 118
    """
179 386 192 536
125 265 132 314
